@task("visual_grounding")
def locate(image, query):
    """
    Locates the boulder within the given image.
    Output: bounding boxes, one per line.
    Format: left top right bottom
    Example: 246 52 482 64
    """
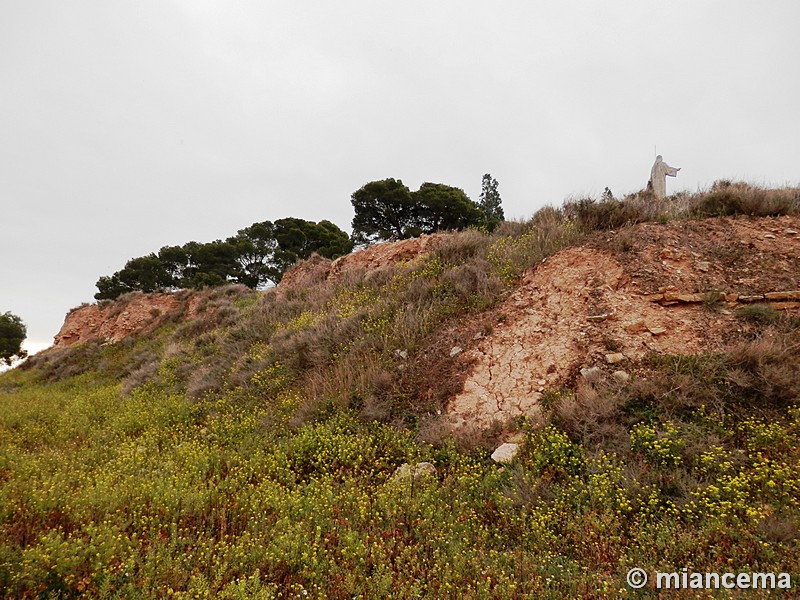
491 443 520 464
612 370 630 383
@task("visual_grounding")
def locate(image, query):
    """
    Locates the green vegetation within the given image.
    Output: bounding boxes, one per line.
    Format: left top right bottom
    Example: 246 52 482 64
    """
0 312 27 366
478 173 504 231
2 333 798 597
350 178 497 245
2 182 799 597
96 218 353 300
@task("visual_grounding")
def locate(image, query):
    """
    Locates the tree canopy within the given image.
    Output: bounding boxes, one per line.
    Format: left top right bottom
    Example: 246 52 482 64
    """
479 173 504 230
350 179 416 244
0 312 27 366
350 178 502 245
95 218 352 300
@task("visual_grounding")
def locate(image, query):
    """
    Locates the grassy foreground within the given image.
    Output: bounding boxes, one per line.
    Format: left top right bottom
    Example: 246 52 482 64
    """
1 183 799 598
1 352 798 598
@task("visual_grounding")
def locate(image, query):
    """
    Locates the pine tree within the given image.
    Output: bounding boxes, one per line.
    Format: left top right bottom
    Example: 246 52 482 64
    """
478 174 504 230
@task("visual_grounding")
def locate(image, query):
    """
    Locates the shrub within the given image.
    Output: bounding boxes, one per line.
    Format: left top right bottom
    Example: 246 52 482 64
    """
432 228 489 265
735 303 780 325
725 332 800 407
691 181 800 217
562 195 652 232
550 379 625 447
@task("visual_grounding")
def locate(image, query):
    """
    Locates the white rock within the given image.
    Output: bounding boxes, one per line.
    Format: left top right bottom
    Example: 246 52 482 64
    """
580 366 602 379
393 462 437 481
449 346 463 357
612 370 630 383
491 443 520 464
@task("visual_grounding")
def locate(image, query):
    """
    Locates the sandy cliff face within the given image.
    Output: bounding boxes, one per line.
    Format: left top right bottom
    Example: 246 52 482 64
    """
53 293 196 348
445 215 800 429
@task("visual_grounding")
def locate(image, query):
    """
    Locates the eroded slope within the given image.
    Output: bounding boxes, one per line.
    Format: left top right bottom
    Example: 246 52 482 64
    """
447 215 800 429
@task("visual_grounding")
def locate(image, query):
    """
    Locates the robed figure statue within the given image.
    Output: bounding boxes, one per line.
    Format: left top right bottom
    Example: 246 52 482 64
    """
649 155 680 199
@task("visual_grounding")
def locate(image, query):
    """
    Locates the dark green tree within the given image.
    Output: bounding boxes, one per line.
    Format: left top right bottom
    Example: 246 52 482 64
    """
95 254 172 300
309 220 353 258
0 312 27 366
118 254 172 293
228 221 279 288
181 241 242 289
95 274 129 301
478 173 504 230
413 183 484 233
158 245 190 286
96 216 354 299
271 218 353 278
350 179 416 244
351 179 486 244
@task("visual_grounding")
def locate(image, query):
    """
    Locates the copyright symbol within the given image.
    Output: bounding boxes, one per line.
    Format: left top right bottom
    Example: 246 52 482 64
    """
627 567 648 589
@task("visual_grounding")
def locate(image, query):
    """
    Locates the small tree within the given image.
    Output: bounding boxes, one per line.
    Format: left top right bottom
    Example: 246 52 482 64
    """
95 254 173 300
0 312 27 365
478 173 504 230
95 274 130 301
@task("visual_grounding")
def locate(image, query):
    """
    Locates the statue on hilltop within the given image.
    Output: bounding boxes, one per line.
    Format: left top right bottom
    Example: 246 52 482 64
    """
648 155 680 199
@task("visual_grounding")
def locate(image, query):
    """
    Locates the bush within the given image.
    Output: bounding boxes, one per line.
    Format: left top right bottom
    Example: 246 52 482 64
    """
691 181 800 217
725 332 800 408
735 303 780 325
563 196 652 232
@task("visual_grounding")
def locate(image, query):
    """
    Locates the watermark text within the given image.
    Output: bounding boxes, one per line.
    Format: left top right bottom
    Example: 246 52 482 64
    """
626 567 792 590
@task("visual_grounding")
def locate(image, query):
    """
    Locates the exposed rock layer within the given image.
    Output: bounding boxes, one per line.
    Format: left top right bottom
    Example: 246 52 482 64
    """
447 214 800 429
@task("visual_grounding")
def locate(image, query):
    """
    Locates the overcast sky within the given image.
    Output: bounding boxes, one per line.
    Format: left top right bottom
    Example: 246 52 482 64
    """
2 0 799 352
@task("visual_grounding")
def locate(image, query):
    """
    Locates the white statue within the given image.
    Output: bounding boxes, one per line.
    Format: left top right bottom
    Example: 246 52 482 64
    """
648 155 680 199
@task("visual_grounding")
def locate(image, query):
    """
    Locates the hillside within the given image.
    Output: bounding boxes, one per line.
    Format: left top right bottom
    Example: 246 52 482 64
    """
1 184 799 597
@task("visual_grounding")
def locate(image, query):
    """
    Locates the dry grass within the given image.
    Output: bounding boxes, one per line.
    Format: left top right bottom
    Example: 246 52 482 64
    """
550 378 627 449
561 181 798 235
21 340 105 381
432 228 489 265
563 195 653 231
691 180 800 217
725 330 800 407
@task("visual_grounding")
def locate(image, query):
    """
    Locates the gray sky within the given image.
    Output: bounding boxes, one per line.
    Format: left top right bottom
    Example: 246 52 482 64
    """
2 0 799 352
